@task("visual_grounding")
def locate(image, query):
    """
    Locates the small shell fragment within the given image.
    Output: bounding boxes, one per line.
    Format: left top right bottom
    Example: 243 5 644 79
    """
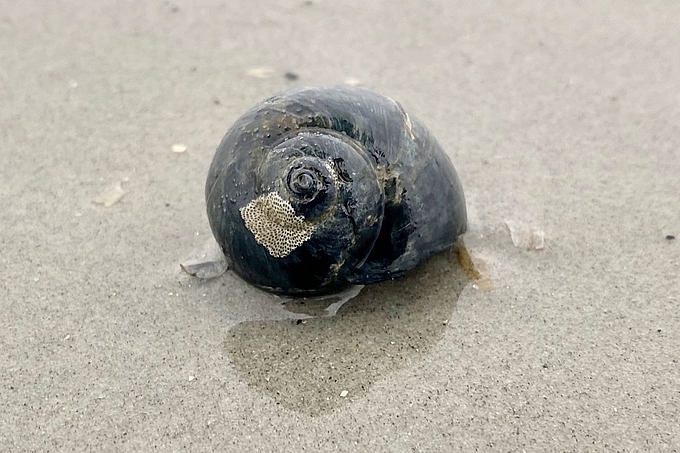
180 258 228 280
171 143 187 153
340 390 348 398
180 239 229 280
504 220 545 250
93 182 125 207
247 67 274 79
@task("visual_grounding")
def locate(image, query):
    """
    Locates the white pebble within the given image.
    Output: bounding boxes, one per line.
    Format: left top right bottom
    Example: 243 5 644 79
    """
171 143 187 153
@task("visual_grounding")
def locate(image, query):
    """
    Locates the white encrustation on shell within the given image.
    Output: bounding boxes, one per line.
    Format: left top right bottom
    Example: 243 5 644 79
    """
323 160 339 184
239 192 317 258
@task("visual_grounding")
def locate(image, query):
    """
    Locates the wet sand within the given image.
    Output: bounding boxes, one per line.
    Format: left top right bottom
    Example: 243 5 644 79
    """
1 1 678 451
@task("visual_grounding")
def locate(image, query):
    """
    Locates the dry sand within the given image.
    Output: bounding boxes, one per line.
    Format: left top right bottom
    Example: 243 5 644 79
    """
1 0 678 451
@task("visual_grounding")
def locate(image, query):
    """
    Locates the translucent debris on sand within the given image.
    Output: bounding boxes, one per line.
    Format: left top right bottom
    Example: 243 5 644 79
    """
504 220 545 250
93 182 125 207
180 239 228 279
280 284 365 318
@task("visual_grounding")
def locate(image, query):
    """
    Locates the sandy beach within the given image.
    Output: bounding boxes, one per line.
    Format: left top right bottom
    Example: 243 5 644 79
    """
1 0 678 451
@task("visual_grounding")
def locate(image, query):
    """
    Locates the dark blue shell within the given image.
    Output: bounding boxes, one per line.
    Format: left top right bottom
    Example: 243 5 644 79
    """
206 86 467 296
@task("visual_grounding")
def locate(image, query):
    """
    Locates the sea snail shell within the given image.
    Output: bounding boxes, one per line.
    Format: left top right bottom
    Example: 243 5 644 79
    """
205 86 467 296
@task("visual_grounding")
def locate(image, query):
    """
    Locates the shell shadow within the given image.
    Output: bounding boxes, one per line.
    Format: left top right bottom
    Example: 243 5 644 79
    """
224 243 478 416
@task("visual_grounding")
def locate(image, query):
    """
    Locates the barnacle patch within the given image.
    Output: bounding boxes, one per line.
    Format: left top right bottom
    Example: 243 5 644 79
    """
240 192 317 257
